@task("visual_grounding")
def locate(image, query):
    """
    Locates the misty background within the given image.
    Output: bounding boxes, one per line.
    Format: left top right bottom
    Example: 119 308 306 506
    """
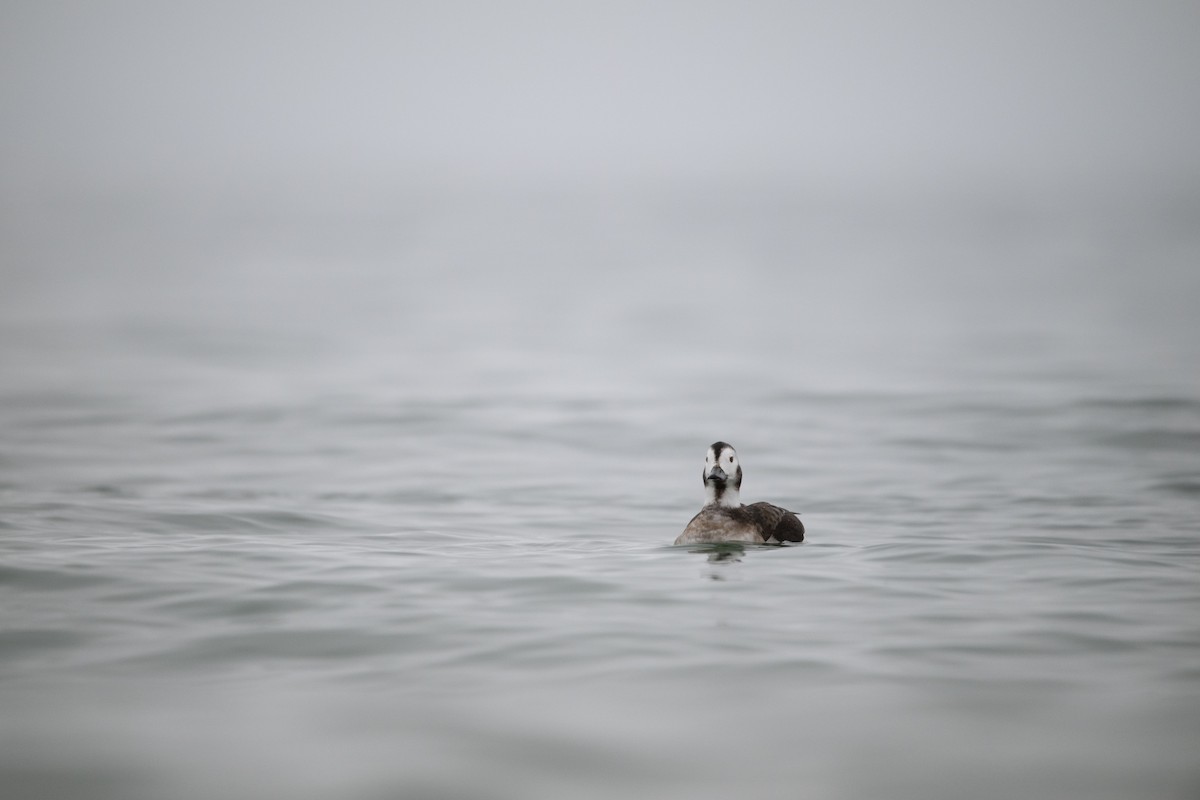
3 1 1199 402
3 1 1199 191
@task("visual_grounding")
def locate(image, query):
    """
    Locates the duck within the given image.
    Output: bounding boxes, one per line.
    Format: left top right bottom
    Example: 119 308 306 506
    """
674 441 805 545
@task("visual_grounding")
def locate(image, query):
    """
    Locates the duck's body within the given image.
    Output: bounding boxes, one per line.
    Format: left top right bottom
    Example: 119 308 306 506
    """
674 442 804 545
678 501 805 544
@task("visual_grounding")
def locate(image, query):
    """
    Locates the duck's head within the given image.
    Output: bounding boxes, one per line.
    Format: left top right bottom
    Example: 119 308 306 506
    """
703 441 742 507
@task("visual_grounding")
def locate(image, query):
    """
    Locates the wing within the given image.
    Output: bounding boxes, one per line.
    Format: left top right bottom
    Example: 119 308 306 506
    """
746 501 805 542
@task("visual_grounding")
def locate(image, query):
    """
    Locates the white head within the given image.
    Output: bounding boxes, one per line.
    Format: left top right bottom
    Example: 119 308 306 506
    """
703 441 742 507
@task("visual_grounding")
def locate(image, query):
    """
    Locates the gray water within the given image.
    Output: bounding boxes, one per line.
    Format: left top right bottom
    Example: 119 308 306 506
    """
2 184 1199 800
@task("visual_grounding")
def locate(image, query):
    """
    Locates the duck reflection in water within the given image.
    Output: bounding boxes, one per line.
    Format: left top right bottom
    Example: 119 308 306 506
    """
707 546 741 579
676 542 747 579
704 545 745 564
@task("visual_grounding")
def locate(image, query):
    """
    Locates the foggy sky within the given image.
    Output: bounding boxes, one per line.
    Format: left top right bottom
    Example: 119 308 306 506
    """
2 1 1198 196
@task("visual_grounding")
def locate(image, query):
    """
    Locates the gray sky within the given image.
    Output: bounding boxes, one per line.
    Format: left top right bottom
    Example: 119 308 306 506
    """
2 1 1198 195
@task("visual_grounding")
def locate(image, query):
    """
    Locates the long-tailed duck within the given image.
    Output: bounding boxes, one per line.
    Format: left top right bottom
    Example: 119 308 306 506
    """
674 442 805 545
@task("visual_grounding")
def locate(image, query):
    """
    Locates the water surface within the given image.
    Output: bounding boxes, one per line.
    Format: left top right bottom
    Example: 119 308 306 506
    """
2 185 1198 799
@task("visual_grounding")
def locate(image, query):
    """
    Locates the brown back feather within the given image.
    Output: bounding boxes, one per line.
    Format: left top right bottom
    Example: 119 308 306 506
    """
746 501 805 542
